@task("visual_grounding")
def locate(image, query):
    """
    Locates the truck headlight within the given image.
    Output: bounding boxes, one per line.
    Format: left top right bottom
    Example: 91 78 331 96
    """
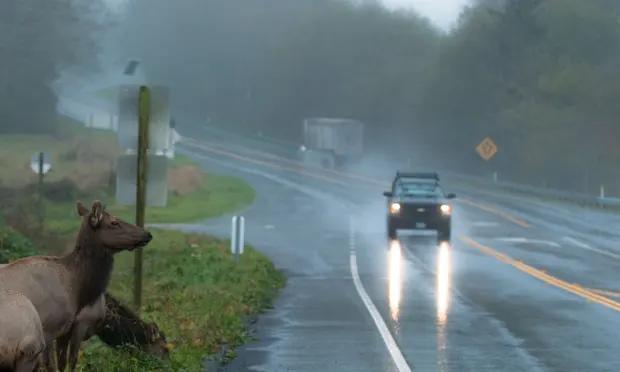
390 202 401 214
440 204 451 216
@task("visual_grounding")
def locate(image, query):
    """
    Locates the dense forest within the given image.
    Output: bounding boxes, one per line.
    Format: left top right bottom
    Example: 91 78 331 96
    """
0 0 102 133
4 0 620 193
117 0 620 193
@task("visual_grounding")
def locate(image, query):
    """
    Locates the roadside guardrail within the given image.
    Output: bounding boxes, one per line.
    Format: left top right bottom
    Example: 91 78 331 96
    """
443 171 620 209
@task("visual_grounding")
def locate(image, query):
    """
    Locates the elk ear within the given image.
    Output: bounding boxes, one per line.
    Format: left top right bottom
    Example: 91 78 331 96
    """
90 201 104 228
77 201 89 217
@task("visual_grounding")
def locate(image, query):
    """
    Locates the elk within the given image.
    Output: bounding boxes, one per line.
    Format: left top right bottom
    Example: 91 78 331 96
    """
0 290 45 372
97 293 170 359
55 295 105 372
56 292 170 371
0 201 152 371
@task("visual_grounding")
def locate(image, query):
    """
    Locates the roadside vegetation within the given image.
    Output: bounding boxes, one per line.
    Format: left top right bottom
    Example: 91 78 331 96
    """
0 120 283 371
81 231 284 371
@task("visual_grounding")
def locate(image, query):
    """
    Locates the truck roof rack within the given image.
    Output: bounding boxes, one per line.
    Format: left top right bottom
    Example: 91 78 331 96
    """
396 172 440 181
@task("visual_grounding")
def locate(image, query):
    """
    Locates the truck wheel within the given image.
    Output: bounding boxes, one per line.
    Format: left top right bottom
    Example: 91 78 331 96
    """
437 226 451 243
388 223 397 240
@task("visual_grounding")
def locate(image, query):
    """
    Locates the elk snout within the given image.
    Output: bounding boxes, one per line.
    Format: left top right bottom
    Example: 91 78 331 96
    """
138 232 153 247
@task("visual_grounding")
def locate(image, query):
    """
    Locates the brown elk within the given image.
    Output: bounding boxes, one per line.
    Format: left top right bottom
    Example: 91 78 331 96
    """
56 292 170 372
96 293 170 359
55 295 105 372
0 290 45 372
0 201 152 371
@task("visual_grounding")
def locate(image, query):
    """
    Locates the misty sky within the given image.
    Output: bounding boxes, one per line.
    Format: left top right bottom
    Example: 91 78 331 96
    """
381 0 470 30
103 0 469 30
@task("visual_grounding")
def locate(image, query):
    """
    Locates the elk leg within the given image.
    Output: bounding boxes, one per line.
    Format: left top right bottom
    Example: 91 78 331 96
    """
40 346 54 372
68 325 89 372
14 356 39 372
56 331 72 372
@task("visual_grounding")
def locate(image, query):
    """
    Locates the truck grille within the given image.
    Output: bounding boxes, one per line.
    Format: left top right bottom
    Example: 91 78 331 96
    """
400 204 438 219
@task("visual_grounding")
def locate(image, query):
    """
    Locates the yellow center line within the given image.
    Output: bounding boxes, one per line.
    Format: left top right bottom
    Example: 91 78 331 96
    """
459 198 531 229
184 139 394 189
588 288 620 299
186 138 618 311
184 141 356 187
460 236 620 312
187 138 533 229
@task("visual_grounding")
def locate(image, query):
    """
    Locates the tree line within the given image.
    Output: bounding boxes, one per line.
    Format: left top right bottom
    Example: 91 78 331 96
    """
0 0 103 134
4 0 620 194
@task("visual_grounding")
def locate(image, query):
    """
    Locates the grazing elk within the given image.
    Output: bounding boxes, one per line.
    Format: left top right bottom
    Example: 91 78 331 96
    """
0 290 45 372
97 293 169 358
0 201 152 371
56 292 170 372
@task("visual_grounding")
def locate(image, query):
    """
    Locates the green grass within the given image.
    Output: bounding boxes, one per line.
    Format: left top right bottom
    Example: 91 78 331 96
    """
111 174 255 224
78 230 285 371
41 172 255 243
0 116 116 188
169 154 196 167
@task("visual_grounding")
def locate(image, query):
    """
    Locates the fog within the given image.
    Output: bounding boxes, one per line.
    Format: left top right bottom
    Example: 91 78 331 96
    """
380 0 471 30
4 0 620 195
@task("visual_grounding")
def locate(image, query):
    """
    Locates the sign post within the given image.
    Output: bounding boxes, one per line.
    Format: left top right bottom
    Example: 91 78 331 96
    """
134 86 150 312
476 137 498 180
116 85 170 207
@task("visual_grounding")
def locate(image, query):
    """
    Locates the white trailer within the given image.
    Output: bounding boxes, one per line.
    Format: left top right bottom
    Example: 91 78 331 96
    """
303 118 364 167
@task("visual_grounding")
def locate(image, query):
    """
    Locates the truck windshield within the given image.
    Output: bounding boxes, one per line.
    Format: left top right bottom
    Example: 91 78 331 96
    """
395 182 442 198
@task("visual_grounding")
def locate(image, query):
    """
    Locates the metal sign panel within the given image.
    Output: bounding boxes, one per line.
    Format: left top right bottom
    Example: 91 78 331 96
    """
150 86 171 153
30 152 51 175
117 85 170 152
115 154 168 207
476 137 498 161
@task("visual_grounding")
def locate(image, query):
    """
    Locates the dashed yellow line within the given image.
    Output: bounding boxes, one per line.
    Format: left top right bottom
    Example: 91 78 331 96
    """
184 141 353 187
186 139 535 231
588 288 620 299
461 236 620 312
459 198 531 228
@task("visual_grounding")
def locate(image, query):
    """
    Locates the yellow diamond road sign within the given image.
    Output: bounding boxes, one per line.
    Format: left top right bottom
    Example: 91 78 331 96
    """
476 137 498 161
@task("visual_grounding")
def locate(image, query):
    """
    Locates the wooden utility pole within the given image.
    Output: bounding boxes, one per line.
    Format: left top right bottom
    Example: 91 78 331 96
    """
134 86 150 312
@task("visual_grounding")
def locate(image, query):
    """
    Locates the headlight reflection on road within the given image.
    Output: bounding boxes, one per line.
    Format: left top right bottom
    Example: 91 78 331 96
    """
436 241 452 326
436 241 452 372
388 239 403 324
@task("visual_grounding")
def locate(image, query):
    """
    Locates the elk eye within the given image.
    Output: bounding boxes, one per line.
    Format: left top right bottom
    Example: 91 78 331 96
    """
111 221 120 228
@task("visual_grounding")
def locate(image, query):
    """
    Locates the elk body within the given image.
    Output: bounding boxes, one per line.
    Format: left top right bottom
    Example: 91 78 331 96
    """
0 290 45 372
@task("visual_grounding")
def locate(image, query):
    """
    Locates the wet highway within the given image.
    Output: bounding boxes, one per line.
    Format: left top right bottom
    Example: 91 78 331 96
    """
167 134 620 372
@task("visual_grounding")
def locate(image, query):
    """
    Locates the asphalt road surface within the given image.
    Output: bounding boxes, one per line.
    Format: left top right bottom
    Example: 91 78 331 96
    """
167 133 620 372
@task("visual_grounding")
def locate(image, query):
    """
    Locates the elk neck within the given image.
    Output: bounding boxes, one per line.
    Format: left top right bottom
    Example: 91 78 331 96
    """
62 224 114 311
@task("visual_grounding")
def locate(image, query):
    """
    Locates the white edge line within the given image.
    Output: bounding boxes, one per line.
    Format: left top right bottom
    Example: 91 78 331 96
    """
350 252 412 372
562 237 620 260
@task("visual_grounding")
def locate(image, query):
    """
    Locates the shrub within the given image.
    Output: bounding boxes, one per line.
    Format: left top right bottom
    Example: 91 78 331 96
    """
0 225 37 263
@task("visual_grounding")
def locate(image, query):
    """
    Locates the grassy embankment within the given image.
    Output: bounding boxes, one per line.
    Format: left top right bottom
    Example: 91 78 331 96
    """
0 118 285 371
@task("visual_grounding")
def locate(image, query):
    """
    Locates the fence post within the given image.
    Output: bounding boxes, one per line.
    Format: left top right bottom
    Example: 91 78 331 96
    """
231 216 245 262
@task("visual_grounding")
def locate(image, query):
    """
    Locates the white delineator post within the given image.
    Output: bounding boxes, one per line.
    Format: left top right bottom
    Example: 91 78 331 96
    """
231 216 245 262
